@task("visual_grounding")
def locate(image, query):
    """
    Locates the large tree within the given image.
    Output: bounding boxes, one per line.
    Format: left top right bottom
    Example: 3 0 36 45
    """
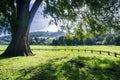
0 0 119 56
0 0 43 56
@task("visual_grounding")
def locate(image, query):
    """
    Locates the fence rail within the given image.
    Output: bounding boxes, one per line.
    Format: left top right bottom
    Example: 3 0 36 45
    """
31 48 120 57
0 49 120 57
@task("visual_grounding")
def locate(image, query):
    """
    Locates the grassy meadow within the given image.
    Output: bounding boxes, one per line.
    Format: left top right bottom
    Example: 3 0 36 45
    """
0 45 120 80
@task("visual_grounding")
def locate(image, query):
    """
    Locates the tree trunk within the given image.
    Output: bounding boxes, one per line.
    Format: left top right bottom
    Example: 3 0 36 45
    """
1 26 34 56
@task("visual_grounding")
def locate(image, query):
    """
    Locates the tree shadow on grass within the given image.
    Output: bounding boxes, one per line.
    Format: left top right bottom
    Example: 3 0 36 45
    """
18 56 120 80
0 55 12 60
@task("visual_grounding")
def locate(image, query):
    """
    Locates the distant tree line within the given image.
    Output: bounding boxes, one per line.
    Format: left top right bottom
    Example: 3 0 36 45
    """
52 34 120 46
29 37 52 45
0 40 9 45
1 33 120 46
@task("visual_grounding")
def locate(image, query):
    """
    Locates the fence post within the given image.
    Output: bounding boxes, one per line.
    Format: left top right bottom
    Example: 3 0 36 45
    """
114 52 117 57
108 51 110 55
64 49 66 51
78 49 80 52
91 50 93 53
71 49 73 52
99 50 101 54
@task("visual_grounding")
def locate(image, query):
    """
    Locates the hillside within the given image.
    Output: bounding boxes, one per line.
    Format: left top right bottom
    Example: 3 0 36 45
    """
0 31 65 42
30 31 65 38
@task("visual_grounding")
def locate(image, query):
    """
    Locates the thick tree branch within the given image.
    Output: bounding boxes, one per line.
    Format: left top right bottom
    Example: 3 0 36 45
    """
29 0 43 27
27 0 31 11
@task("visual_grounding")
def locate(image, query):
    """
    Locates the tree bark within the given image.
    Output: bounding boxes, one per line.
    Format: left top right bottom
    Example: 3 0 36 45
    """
1 29 33 56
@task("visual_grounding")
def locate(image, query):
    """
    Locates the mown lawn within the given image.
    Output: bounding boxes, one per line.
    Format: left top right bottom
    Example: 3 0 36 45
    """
0 45 120 80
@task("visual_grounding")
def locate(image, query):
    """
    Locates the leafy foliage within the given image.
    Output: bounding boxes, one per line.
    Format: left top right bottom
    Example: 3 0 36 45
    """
0 0 16 34
44 0 120 36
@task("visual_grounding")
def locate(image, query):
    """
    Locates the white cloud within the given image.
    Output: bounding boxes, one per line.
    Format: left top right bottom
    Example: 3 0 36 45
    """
30 24 58 32
30 0 58 32
43 24 59 32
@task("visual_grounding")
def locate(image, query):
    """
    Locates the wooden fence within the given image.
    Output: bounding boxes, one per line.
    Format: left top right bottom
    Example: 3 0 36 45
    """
0 49 120 57
31 48 120 57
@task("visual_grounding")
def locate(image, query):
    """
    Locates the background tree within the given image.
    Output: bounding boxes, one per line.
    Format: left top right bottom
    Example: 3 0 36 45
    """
83 38 95 45
113 35 120 46
102 35 114 45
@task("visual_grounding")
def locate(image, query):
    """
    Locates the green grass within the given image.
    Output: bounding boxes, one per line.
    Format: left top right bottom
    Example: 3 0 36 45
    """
0 45 120 80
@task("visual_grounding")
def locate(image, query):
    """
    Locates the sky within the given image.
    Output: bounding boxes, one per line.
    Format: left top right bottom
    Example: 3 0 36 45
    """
30 0 58 32
30 11 58 32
